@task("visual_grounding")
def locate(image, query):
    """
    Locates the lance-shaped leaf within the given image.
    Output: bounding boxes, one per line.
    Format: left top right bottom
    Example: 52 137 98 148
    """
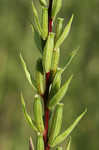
20 53 37 91
42 32 55 73
54 15 74 50
66 137 71 150
37 134 44 150
36 58 45 95
56 147 62 150
29 137 34 150
50 109 87 147
42 7 48 40
55 17 64 43
32 2 42 36
51 0 62 20
20 93 38 132
62 47 79 72
48 75 73 110
50 68 63 98
31 23 42 53
48 103 63 145
33 95 44 133
39 0 47 7
51 48 60 75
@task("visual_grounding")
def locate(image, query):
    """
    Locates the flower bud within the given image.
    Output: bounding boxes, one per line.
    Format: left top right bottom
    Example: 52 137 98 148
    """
33 95 44 133
29 137 34 150
42 32 55 73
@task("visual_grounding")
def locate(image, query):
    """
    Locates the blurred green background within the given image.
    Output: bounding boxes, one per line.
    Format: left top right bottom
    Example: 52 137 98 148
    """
0 0 99 150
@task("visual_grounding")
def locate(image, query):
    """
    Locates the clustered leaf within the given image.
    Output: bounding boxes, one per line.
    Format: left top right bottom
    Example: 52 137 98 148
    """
20 0 87 150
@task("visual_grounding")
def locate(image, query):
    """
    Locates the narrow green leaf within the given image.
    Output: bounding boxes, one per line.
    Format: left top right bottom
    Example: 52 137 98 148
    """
51 0 62 20
48 75 73 110
55 17 64 43
42 7 48 40
33 95 44 133
48 103 63 145
20 93 38 132
54 15 74 50
62 47 79 72
29 136 34 150
32 2 42 36
39 0 47 7
42 32 55 73
37 134 44 150
36 58 45 95
30 23 42 53
51 109 87 147
20 53 37 91
66 137 71 150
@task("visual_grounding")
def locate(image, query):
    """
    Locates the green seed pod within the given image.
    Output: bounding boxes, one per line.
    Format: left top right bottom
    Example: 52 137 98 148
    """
29 137 34 150
33 95 44 133
55 17 64 43
20 93 38 132
48 75 73 110
37 134 44 150
42 7 48 40
51 0 62 20
55 15 74 50
50 109 87 147
42 32 55 73
48 103 63 145
51 48 60 75
66 137 71 150
36 58 45 95
56 147 62 150
32 2 42 36
39 0 47 7
50 68 63 98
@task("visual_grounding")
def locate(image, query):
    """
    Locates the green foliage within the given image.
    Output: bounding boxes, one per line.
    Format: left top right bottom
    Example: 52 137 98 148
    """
20 0 87 150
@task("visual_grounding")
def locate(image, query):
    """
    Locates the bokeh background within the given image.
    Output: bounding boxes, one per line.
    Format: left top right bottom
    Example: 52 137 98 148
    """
0 0 99 150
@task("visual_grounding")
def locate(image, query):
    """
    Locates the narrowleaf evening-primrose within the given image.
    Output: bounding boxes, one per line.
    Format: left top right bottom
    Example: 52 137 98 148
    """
20 0 87 150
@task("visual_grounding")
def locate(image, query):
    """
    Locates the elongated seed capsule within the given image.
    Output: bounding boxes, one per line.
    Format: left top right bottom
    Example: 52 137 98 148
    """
39 0 47 7
54 15 74 50
29 137 34 150
55 18 64 43
37 134 44 150
50 68 63 98
51 48 60 75
48 103 63 145
42 32 55 73
56 147 62 150
51 0 62 20
33 95 44 133
32 2 42 36
48 75 73 110
50 109 87 147
42 7 48 40
36 58 45 95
